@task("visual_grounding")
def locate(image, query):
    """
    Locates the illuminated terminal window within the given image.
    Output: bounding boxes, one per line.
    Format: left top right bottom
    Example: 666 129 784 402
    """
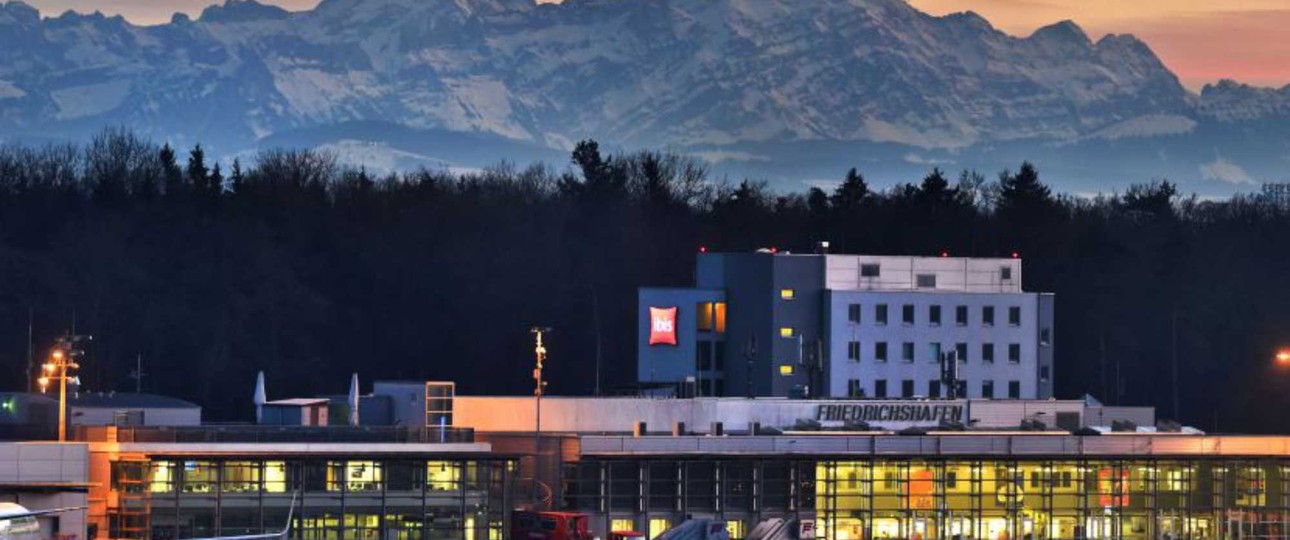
780 327 795 338
780 289 795 300
696 302 727 333
779 364 795 376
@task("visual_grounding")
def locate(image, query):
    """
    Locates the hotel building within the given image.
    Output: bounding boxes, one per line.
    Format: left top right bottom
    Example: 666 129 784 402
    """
638 252 1054 400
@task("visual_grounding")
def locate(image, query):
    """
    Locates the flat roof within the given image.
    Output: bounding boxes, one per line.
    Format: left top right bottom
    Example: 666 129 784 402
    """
264 398 328 406
580 434 1290 458
69 392 199 409
89 442 494 456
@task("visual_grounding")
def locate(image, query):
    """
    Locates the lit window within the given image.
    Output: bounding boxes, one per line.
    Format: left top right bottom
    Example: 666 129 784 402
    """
714 302 727 333
780 327 795 338
612 520 636 534
696 302 714 331
150 461 175 493
264 461 287 493
780 289 795 300
779 364 795 376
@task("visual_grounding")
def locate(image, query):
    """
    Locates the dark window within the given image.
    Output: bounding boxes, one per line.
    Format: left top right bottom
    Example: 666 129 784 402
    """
848 304 861 323
696 341 712 371
928 380 941 398
901 342 915 363
982 343 995 363
847 379 862 397
1001 266 1013 280
847 341 860 362
956 305 968 326
946 471 958 489
983 306 995 326
902 380 915 398
714 341 726 370
1009 306 1021 326
875 304 889 326
916 274 936 288
956 342 968 363
875 342 888 362
929 305 942 326
1041 328 1052 345
874 380 887 398
1009 381 1021 399
1009 343 1021 363
902 304 914 325
927 342 942 363
861 264 880 277
1040 366 1050 382
982 380 995 399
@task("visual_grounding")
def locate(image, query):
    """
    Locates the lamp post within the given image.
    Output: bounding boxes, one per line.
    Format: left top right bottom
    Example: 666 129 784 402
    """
530 326 551 508
37 334 90 442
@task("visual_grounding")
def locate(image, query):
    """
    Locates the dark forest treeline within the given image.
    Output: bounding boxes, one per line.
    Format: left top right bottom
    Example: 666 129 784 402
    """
1 128 1289 431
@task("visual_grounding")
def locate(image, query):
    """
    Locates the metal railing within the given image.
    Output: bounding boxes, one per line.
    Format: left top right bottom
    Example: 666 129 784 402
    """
74 425 475 444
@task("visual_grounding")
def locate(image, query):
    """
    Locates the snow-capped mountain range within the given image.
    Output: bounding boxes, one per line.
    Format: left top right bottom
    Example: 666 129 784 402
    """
0 0 1286 193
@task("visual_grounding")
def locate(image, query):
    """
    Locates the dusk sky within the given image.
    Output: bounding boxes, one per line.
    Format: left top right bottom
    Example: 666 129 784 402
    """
21 0 1290 91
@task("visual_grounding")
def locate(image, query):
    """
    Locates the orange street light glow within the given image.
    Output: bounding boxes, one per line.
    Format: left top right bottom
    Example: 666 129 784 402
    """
1278 350 1290 365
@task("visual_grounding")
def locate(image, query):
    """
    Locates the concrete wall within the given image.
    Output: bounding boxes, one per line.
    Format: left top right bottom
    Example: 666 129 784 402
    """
70 406 200 427
0 443 89 540
825 255 1023 293
453 396 1129 434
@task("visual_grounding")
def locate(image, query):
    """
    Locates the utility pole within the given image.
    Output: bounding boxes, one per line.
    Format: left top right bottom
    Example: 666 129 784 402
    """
25 307 33 394
1171 311 1180 421
530 326 551 508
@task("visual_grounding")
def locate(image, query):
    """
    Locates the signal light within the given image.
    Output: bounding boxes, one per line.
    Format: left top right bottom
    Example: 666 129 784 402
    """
769 247 779 254
1011 251 1020 259
699 245 707 253
940 251 949 258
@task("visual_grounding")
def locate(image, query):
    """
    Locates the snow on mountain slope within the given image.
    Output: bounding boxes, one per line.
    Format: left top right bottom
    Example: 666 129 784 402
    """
0 0 1283 193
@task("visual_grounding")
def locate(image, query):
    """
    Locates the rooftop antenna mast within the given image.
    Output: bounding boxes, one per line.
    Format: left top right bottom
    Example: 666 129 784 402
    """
129 353 146 393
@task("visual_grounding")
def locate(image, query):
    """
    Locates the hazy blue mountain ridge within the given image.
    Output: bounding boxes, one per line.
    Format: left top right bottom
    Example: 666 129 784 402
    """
0 0 1284 193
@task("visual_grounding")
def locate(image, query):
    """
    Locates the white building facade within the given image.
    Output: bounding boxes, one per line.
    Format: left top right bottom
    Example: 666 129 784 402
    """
822 255 1054 399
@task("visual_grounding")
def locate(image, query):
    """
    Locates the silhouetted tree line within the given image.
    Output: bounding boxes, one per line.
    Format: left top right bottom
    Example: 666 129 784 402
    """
1 128 1289 432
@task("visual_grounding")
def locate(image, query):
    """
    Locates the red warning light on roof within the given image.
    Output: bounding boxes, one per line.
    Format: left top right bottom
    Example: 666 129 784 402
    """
940 251 949 258
699 245 707 253
1011 251 1020 259
770 247 779 254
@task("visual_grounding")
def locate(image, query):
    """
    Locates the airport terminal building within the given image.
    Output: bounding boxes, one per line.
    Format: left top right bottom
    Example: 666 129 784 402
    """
638 252 1055 400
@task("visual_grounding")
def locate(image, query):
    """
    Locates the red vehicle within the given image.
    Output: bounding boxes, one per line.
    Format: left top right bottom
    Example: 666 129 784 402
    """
512 511 593 540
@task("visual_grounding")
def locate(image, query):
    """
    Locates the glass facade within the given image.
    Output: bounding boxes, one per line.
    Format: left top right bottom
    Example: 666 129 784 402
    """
110 457 516 540
567 458 1290 540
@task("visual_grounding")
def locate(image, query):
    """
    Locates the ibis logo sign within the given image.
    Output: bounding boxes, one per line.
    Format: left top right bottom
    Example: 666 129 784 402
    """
648 307 678 346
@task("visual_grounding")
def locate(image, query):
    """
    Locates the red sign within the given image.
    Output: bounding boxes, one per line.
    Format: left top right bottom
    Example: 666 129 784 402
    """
649 307 678 346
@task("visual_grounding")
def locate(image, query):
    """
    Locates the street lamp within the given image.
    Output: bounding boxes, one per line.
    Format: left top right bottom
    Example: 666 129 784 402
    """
1276 349 1290 365
530 326 552 509
39 335 90 442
